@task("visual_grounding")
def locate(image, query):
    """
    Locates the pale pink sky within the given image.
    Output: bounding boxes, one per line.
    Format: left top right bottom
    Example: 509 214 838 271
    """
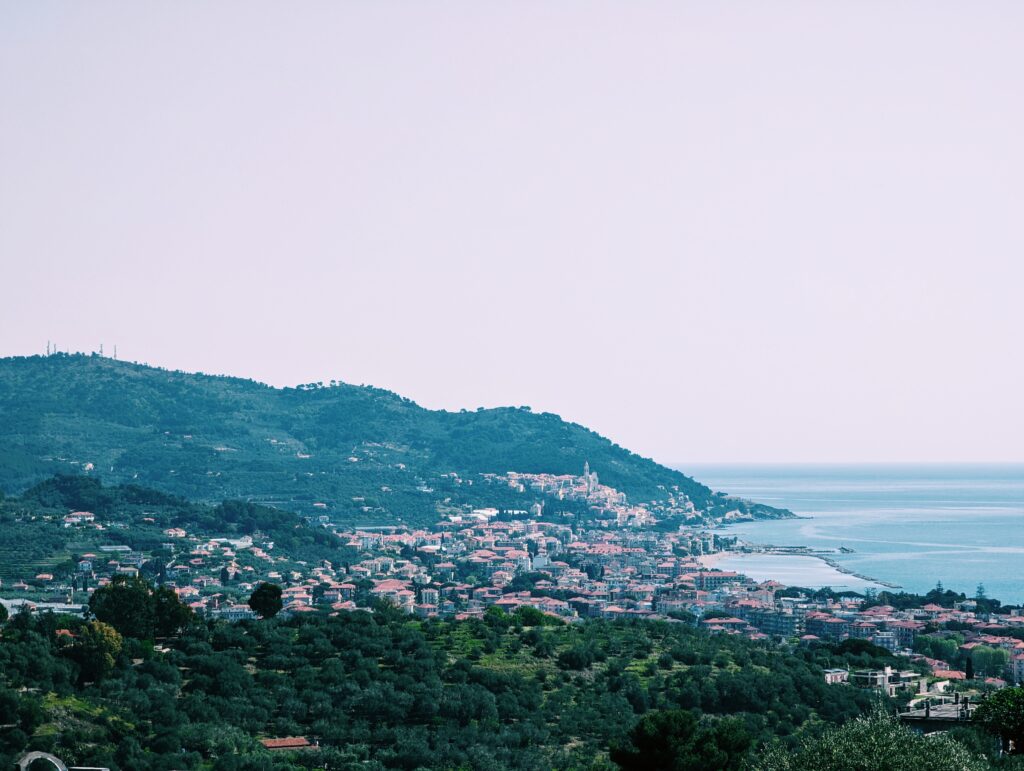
1 2 1022 463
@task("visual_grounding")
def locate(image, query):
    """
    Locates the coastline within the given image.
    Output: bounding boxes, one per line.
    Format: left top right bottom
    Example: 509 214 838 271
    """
698 550 899 591
696 553 730 569
684 464 1024 603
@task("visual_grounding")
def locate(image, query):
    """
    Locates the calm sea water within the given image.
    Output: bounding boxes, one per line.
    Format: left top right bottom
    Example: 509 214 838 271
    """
680 464 1024 604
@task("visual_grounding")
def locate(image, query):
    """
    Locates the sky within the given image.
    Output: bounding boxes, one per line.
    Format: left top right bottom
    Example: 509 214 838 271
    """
1 2 1022 465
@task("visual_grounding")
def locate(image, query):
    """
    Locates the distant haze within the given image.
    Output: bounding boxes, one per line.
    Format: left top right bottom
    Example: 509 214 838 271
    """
1 3 1022 464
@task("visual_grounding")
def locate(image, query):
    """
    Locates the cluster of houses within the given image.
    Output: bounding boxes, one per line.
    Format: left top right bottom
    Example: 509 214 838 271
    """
4 467 1024 698
707 591 1024 693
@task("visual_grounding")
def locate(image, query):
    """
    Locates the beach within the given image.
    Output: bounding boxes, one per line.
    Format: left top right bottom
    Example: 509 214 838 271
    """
698 552 885 591
696 552 730 569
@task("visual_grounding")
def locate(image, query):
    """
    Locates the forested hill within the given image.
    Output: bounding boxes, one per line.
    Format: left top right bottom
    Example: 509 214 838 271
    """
0 354 790 525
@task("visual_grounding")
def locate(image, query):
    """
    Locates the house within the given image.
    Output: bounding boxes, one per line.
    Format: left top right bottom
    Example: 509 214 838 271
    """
1013 654 1024 685
63 511 96 527
806 615 849 641
260 737 314 752
823 668 849 684
850 666 925 696
849 620 878 639
888 620 925 648
871 631 898 653
211 604 258 622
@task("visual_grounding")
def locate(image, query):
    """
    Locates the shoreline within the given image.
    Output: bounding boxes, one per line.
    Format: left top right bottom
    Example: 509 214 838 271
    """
696 552 730 569
698 550 900 591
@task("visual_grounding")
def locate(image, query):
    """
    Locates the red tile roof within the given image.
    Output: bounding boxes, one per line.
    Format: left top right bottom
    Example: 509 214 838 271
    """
260 737 312 750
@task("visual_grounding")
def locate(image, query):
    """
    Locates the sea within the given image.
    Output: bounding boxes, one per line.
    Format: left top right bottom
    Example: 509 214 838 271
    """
678 464 1024 605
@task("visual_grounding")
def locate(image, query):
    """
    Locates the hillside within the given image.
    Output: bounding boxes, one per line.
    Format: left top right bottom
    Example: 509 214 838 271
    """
0 608 893 770
0 475 355 583
0 354 791 526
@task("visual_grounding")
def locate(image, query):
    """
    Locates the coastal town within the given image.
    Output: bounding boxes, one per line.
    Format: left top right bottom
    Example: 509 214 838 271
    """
3 463 1023 705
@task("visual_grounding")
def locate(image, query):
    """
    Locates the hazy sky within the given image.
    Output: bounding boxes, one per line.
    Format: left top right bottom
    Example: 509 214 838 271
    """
2 3 1022 464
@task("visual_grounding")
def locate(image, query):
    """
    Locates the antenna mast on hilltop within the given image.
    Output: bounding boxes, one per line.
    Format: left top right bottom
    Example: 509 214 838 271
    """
100 343 104 357
46 340 51 355
113 345 118 360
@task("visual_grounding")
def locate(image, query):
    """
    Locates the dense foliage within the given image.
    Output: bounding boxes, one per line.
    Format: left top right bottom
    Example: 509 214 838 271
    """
0 596 904 770
89 576 194 640
974 688 1024 755
610 709 753 770
0 354 789 525
752 709 990 771
248 583 284 619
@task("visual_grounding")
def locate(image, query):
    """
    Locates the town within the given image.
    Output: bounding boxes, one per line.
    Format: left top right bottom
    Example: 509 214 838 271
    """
3 463 1023 713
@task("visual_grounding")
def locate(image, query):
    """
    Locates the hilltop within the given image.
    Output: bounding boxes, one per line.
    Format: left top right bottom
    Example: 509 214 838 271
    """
0 354 791 526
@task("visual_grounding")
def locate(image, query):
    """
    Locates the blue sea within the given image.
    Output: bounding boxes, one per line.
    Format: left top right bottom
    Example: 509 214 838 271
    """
679 464 1024 604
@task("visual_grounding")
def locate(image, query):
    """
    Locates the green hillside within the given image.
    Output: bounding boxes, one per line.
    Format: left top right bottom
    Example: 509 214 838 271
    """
0 606 903 770
0 354 790 526
0 475 355 583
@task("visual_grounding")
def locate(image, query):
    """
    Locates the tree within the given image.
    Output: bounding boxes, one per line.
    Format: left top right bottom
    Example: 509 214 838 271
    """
752 709 987 771
248 582 283 619
484 605 511 629
913 634 961 663
974 686 1024 754
72 620 124 682
513 605 550 627
0 602 7 624
153 585 193 636
611 709 753 771
971 646 1009 678
89 576 156 639
88 576 191 640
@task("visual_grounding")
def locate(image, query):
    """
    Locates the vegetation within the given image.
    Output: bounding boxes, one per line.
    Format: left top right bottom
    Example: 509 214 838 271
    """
610 709 752 770
974 687 1024 755
752 709 990 771
0 585 905 770
89 576 194 640
0 354 790 526
70 620 124 682
248 583 283 619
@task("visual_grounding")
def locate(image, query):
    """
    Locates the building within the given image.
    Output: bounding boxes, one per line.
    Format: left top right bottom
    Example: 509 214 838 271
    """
210 604 258 622
871 631 898 653
823 668 849 684
888 620 925 648
806 615 849 641
692 571 742 591
749 609 803 638
850 667 925 697
1013 654 1024 685
260 737 314 752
